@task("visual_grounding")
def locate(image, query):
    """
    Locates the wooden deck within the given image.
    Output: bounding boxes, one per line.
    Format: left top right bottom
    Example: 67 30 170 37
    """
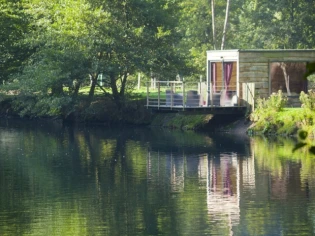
147 105 247 114
146 80 252 115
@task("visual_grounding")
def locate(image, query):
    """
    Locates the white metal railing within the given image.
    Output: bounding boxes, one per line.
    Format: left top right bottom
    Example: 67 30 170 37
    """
209 84 237 107
146 81 251 109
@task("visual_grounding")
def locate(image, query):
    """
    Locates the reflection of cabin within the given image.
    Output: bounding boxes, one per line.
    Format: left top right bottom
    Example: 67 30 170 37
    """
207 49 315 107
206 154 240 226
146 149 258 232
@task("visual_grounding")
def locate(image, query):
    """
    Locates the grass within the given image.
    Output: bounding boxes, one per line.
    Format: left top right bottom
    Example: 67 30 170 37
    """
78 86 165 99
249 107 315 137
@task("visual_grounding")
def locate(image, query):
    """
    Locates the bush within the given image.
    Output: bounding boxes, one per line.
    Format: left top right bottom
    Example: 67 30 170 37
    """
300 90 315 110
250 90 287 122
11 95 73 118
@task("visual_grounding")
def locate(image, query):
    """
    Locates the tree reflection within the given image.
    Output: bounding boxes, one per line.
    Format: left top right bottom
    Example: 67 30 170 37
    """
1 121 315 235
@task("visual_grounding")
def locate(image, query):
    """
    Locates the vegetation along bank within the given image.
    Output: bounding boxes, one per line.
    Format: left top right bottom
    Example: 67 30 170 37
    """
248 90 315 138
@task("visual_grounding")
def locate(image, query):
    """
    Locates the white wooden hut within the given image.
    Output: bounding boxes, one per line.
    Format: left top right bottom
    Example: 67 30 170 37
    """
206 49 315 107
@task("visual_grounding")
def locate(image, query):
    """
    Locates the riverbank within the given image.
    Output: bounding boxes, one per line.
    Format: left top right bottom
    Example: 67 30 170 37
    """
0 95 251 134
145 112 251 135
248 107 315 138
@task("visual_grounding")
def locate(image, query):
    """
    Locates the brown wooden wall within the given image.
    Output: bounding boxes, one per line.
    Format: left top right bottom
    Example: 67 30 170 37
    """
238 51 315 98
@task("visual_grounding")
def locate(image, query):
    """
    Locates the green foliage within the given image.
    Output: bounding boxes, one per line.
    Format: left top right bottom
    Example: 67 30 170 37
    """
151 113 212 130
304 62 315 79
250 90 287 123
249 88 315 153
249 106 315 136
300 90 315 110
232 0 315 49
0 0 31 83
293 62 315 156
2 0 315 118
293 130 315 155
1 0 186 109
249 88 315 136
11 95 73 118
177 0 212 74
252 136 315 178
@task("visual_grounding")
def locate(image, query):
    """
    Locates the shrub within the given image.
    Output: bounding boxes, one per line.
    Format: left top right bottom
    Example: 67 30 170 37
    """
300 90 315 110
251 90 287 122
11 95 73 118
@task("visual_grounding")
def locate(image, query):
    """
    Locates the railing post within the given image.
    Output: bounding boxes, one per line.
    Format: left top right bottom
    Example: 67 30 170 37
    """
210 81 213 107
246 83 249 108
182 81 185 110
237 82 240 107
146 81 149 108
171 83 173 109
158 81 160 109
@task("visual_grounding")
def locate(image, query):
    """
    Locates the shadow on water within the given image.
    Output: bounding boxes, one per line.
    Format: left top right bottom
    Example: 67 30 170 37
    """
0 118 250 155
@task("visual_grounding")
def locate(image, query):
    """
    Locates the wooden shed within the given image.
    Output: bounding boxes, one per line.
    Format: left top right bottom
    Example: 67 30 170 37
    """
206 49 315 107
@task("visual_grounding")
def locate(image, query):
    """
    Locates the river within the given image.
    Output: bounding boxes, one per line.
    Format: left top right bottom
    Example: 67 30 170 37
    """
0 119 314 235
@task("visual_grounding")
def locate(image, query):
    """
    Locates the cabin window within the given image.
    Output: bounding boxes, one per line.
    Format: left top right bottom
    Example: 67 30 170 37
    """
210 61 237 93
270 62 308 95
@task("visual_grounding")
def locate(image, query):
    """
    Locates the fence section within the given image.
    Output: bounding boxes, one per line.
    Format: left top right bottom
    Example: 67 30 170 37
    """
146 81 253 110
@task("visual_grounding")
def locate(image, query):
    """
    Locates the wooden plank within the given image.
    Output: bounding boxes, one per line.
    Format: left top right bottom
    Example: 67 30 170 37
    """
279 51 315 58
239 63 268 70
239 76 269 82
239 67 267 73
239 71 268 77
240 51 315 63
239 57 269 63
148 105 247 115
242 83 255 111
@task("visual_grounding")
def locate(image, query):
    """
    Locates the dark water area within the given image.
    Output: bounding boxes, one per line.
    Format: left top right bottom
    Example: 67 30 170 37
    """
0 119 314 235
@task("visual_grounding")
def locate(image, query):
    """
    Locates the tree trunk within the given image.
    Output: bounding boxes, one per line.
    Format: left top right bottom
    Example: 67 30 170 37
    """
72 79 81 98
221 0 231 50
51 83 63 96
88 74 97 102
110 72 122 109
279 62 291 95
119 72 128 97
211 0 216 50
254 0 258 10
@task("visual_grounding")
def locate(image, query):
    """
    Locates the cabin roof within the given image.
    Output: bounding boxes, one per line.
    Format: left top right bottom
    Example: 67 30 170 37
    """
207 49 315 53
206 49 315 62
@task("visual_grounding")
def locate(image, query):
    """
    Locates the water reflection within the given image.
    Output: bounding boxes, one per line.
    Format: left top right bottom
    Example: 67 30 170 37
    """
0 119 314 235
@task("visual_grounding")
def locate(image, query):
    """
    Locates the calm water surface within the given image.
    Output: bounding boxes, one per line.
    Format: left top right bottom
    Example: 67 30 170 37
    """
0 119 314 235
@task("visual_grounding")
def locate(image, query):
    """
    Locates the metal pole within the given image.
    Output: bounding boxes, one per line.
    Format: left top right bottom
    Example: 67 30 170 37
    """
171 83 173 109
137 73 141 90
158 81 160 109
222 60 225 90
146 81 149 108
207 60 210 106
182 80 185 110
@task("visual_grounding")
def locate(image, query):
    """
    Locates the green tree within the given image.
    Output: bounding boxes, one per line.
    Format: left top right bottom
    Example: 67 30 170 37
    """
231 0 315 49
11 0 92 96
87 0 185 107
7 0 185 111
177 0 242 75
0 0 31 83
177 0 213 75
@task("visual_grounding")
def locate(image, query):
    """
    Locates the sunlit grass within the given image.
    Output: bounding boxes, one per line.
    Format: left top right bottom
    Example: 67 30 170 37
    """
250 107 315 137
78 86 111 95
78 85 170 100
